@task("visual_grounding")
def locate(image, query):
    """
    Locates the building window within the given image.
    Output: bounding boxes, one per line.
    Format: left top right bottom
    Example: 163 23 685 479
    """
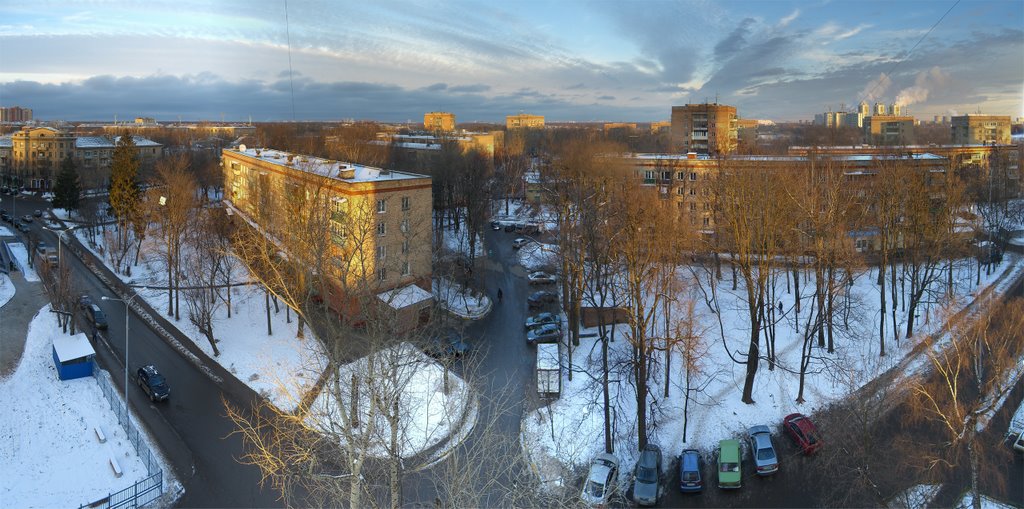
660 171 671 181
377 222 386 236
401 196 410 211
378 267 387 282
703 217 710 226
643 170 655 184
689 202 696 211
689 188 696 196
402 240 409 254
377 199 386 213
377 245 386 260
677 171 686 180
676 187 686 195
690 172 697 181
402 262 410 276
855 239 869 252
401 219 409 233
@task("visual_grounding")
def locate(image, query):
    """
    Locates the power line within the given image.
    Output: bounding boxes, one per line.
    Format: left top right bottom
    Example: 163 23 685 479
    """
284 0 296 121
862 0 960 102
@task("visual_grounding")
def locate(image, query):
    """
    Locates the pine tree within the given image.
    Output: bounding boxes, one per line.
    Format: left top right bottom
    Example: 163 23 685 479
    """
52 155 82 212
109 133 140 222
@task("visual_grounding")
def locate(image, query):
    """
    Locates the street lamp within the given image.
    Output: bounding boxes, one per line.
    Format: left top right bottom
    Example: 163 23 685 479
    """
102 288 147 427
41 224 82 274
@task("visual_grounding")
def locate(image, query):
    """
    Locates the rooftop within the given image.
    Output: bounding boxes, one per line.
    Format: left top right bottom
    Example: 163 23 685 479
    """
75 136 162 149
225 147 428 183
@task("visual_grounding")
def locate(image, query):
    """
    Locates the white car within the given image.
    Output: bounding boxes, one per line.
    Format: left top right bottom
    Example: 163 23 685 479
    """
512 237 530 249
527 271 557 284
581 453 619 507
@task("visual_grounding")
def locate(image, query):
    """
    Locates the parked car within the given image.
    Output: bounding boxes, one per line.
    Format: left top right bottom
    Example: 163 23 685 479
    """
581 453 619 507
717 440 742 489
85 304 108 330
137 365 170 402
783 413 823 455
632 444 662 506
490 220 502 231
748 425 779 476
527 290 558 309
528 271 557 285
32 209 42 218
512 237 530 249
20 214 33 223
526 323 561 344
1013 430 1024 453
16 221 30 233
525 311 559 329
0 211 11 222
679 449 704 493
425 329 470 360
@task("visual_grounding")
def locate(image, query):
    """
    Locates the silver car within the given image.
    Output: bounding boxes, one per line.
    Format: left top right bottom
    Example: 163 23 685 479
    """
632 444 662 506
581 453 619 507
747 425 779 476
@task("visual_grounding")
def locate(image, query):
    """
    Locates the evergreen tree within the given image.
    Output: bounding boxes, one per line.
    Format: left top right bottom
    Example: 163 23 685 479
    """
52 155 82 212
109 133 140 222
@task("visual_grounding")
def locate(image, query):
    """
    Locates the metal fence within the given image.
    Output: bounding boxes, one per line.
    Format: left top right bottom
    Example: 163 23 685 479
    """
81 372 163 509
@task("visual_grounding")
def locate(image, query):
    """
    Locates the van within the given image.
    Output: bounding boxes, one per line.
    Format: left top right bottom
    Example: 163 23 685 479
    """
86 304 109 330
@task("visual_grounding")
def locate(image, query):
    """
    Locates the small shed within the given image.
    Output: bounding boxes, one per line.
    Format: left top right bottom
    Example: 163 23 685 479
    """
536 342 561 398
52 334 96 381
377 283 434 333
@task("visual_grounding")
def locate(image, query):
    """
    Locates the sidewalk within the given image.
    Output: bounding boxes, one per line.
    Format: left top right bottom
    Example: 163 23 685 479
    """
0 269 49 378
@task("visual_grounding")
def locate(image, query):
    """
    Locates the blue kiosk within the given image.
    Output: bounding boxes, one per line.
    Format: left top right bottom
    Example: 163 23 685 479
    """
52 334 96 381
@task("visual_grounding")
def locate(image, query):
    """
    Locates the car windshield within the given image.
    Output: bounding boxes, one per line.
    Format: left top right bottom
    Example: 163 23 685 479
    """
682 471 699 482
720 462 738 473
757 448 775 461
149 374 166 386
94 309 106 320
584 479 605 498
636 465 657 483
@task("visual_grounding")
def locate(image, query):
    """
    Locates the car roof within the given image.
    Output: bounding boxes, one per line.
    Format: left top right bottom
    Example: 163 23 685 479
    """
681 450 700 469
749 424 771 436
719 440 740 461
752 432 773 449
141 365 159 374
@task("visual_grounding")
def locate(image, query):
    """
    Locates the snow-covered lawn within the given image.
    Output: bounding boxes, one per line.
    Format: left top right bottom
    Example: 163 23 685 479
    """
0 225 13 236
7 243 39 282
0 273 14 308
523 256 1018 491
438 222 484 260
69 227 326 412
517 241 558 272
0 307 173 508
956 492 1017 509
433 277 491 319
306 342 478 462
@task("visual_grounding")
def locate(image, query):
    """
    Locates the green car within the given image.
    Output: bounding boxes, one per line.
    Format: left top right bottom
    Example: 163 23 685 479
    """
717 439 742 489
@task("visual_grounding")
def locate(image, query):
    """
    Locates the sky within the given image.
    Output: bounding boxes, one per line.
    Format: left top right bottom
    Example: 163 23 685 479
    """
0 0 1021 123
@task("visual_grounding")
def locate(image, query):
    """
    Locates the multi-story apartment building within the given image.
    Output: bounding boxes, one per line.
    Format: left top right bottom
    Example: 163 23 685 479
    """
221 147 433 331
951 115 1011 145
0 106 33 123
649 121 671 133
378 131 496 158
424 112 456 132
670 103 738 155
506 114 545 129
1 126 163 190
862 115 916 145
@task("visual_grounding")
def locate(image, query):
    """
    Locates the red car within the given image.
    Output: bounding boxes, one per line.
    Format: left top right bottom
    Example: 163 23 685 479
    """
783 413 823 455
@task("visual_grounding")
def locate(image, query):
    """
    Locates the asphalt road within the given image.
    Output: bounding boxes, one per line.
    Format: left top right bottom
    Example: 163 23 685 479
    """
15 194 283 508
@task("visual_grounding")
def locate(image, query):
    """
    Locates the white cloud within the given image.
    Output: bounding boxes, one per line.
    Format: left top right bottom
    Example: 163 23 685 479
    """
778 9 800 27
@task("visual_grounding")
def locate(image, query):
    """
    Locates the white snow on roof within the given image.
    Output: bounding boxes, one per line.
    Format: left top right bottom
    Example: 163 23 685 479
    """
378 283 434 310
536 343 560 370
0 137 11 148
52 333 96 361
228 148 428 182
75 135 161 149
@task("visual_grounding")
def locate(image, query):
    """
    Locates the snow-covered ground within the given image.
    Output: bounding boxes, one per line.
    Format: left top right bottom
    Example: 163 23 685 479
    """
7 243 39 282
306 342 478 463
522 256 1017 491
0 307 174 508
69 227 325 412
0 225 13 236
517 241 558 272
0 273 14 308
433 277 491 319
956 492 1017 509
438 221 484 260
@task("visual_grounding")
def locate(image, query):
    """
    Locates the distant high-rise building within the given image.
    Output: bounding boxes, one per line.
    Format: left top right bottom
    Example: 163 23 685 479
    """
506 114 545 129
423 112 456 132
670 103 738 155
874 103 887 116
950 115 1011 145
858 101 870 116
890 103 902 116
0 106 33 123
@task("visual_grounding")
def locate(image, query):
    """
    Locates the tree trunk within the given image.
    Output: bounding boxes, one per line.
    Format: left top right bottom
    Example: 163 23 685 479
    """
741 294 762 404
265 291 273 335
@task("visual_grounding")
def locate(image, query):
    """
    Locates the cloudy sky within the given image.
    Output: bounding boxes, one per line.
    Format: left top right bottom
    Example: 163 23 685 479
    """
1 0 1021 122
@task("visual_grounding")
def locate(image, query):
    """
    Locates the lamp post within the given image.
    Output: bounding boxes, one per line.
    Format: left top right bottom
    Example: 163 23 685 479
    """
41 224 82 274
102 289 146 426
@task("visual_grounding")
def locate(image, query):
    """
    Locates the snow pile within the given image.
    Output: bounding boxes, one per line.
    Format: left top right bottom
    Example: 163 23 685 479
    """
0 225 13 236
0 308 153 507
887 484 940 508
7 243 39 282
0 273 14 308
517 242 558 272
306 342 477 460
956 492 1016 509
433 277 491 319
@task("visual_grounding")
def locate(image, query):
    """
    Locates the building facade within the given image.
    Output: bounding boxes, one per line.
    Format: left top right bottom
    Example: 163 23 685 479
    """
0 106 33 123
670 103 738 155
424 112 456 132
506 114 545 129
862 115 916 145
222 147 433 330
951 115 1011 145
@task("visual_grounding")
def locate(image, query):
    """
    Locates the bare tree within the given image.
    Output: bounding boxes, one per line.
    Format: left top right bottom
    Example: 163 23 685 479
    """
151 155 197 320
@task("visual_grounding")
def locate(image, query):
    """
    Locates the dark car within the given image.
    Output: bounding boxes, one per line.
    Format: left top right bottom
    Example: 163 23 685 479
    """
32 209 42 218
504 223 515 232
425 329 471 359
528 290 558 309
525 311 559 329
490 220 502 231
16 221 30 233
85 304 108 330
632 444 663 506
679 449 704 493
1 211 12 223
137 365 170 402
526 323 561 344
20 214 33 223
783 413 823 455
